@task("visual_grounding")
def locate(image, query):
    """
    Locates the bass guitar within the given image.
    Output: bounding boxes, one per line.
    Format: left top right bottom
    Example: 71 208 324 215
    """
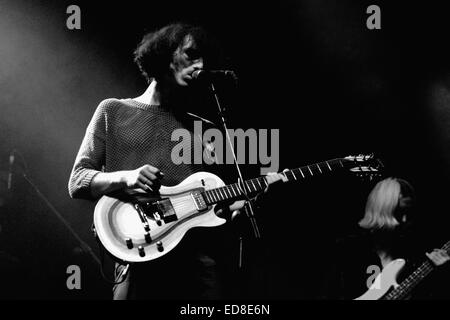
355 240 450 300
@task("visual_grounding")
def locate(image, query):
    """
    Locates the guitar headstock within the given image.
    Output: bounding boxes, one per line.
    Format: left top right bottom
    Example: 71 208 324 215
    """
343 154 384 180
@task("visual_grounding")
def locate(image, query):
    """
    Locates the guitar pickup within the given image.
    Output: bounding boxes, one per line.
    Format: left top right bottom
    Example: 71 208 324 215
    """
191 190 208 211
155 199 177 223
140 199 177 223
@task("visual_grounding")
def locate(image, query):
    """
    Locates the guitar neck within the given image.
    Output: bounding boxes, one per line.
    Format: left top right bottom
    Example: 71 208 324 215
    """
202 157 354 205
384 240 450 300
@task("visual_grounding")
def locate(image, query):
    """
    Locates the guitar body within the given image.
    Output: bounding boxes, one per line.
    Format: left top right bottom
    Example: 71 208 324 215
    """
93 171 226 263
354 259 405 300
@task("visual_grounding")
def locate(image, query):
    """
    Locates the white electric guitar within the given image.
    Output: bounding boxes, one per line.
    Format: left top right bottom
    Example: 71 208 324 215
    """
355 240 450 300
93 155 382 263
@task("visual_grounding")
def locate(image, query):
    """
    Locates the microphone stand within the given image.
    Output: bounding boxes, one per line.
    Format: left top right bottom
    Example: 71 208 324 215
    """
207 81 261 246
9 156 101 267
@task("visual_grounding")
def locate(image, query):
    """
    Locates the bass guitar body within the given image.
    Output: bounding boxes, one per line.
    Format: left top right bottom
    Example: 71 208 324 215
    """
354 259 405 300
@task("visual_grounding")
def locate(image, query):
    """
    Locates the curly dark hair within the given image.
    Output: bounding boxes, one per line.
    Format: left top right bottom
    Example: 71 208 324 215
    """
133 22 222 83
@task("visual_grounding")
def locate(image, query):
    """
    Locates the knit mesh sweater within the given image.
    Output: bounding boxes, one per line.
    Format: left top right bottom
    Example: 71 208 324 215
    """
68 98 210 200
68 98 236 299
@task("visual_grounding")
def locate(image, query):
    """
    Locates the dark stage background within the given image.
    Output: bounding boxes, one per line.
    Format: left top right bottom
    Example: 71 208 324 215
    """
0 0 450 299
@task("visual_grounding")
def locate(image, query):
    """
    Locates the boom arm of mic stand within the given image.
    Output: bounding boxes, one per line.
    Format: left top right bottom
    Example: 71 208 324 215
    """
208 82 261 239
21 173 101 266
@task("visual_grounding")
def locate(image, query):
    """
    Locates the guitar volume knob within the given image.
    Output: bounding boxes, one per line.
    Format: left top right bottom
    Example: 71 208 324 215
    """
126 238 133 249
138 246 145 257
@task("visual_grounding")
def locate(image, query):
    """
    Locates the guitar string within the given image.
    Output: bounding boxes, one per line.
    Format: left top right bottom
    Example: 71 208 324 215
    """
386 242 450 299
200 157 373 205
392 242 450 299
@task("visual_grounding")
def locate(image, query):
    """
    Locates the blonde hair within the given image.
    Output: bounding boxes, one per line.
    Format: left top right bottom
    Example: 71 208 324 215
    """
359 178 410 230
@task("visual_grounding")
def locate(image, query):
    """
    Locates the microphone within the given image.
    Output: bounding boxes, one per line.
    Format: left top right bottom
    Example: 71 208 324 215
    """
191 70 237 82
7 151 14 191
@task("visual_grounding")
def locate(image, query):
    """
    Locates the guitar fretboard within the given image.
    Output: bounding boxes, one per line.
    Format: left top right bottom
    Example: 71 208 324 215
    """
201 158 353 205
383 240 450 300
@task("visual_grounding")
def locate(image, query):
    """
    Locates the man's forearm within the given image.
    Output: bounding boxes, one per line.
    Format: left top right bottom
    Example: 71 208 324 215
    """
90 171 127 199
